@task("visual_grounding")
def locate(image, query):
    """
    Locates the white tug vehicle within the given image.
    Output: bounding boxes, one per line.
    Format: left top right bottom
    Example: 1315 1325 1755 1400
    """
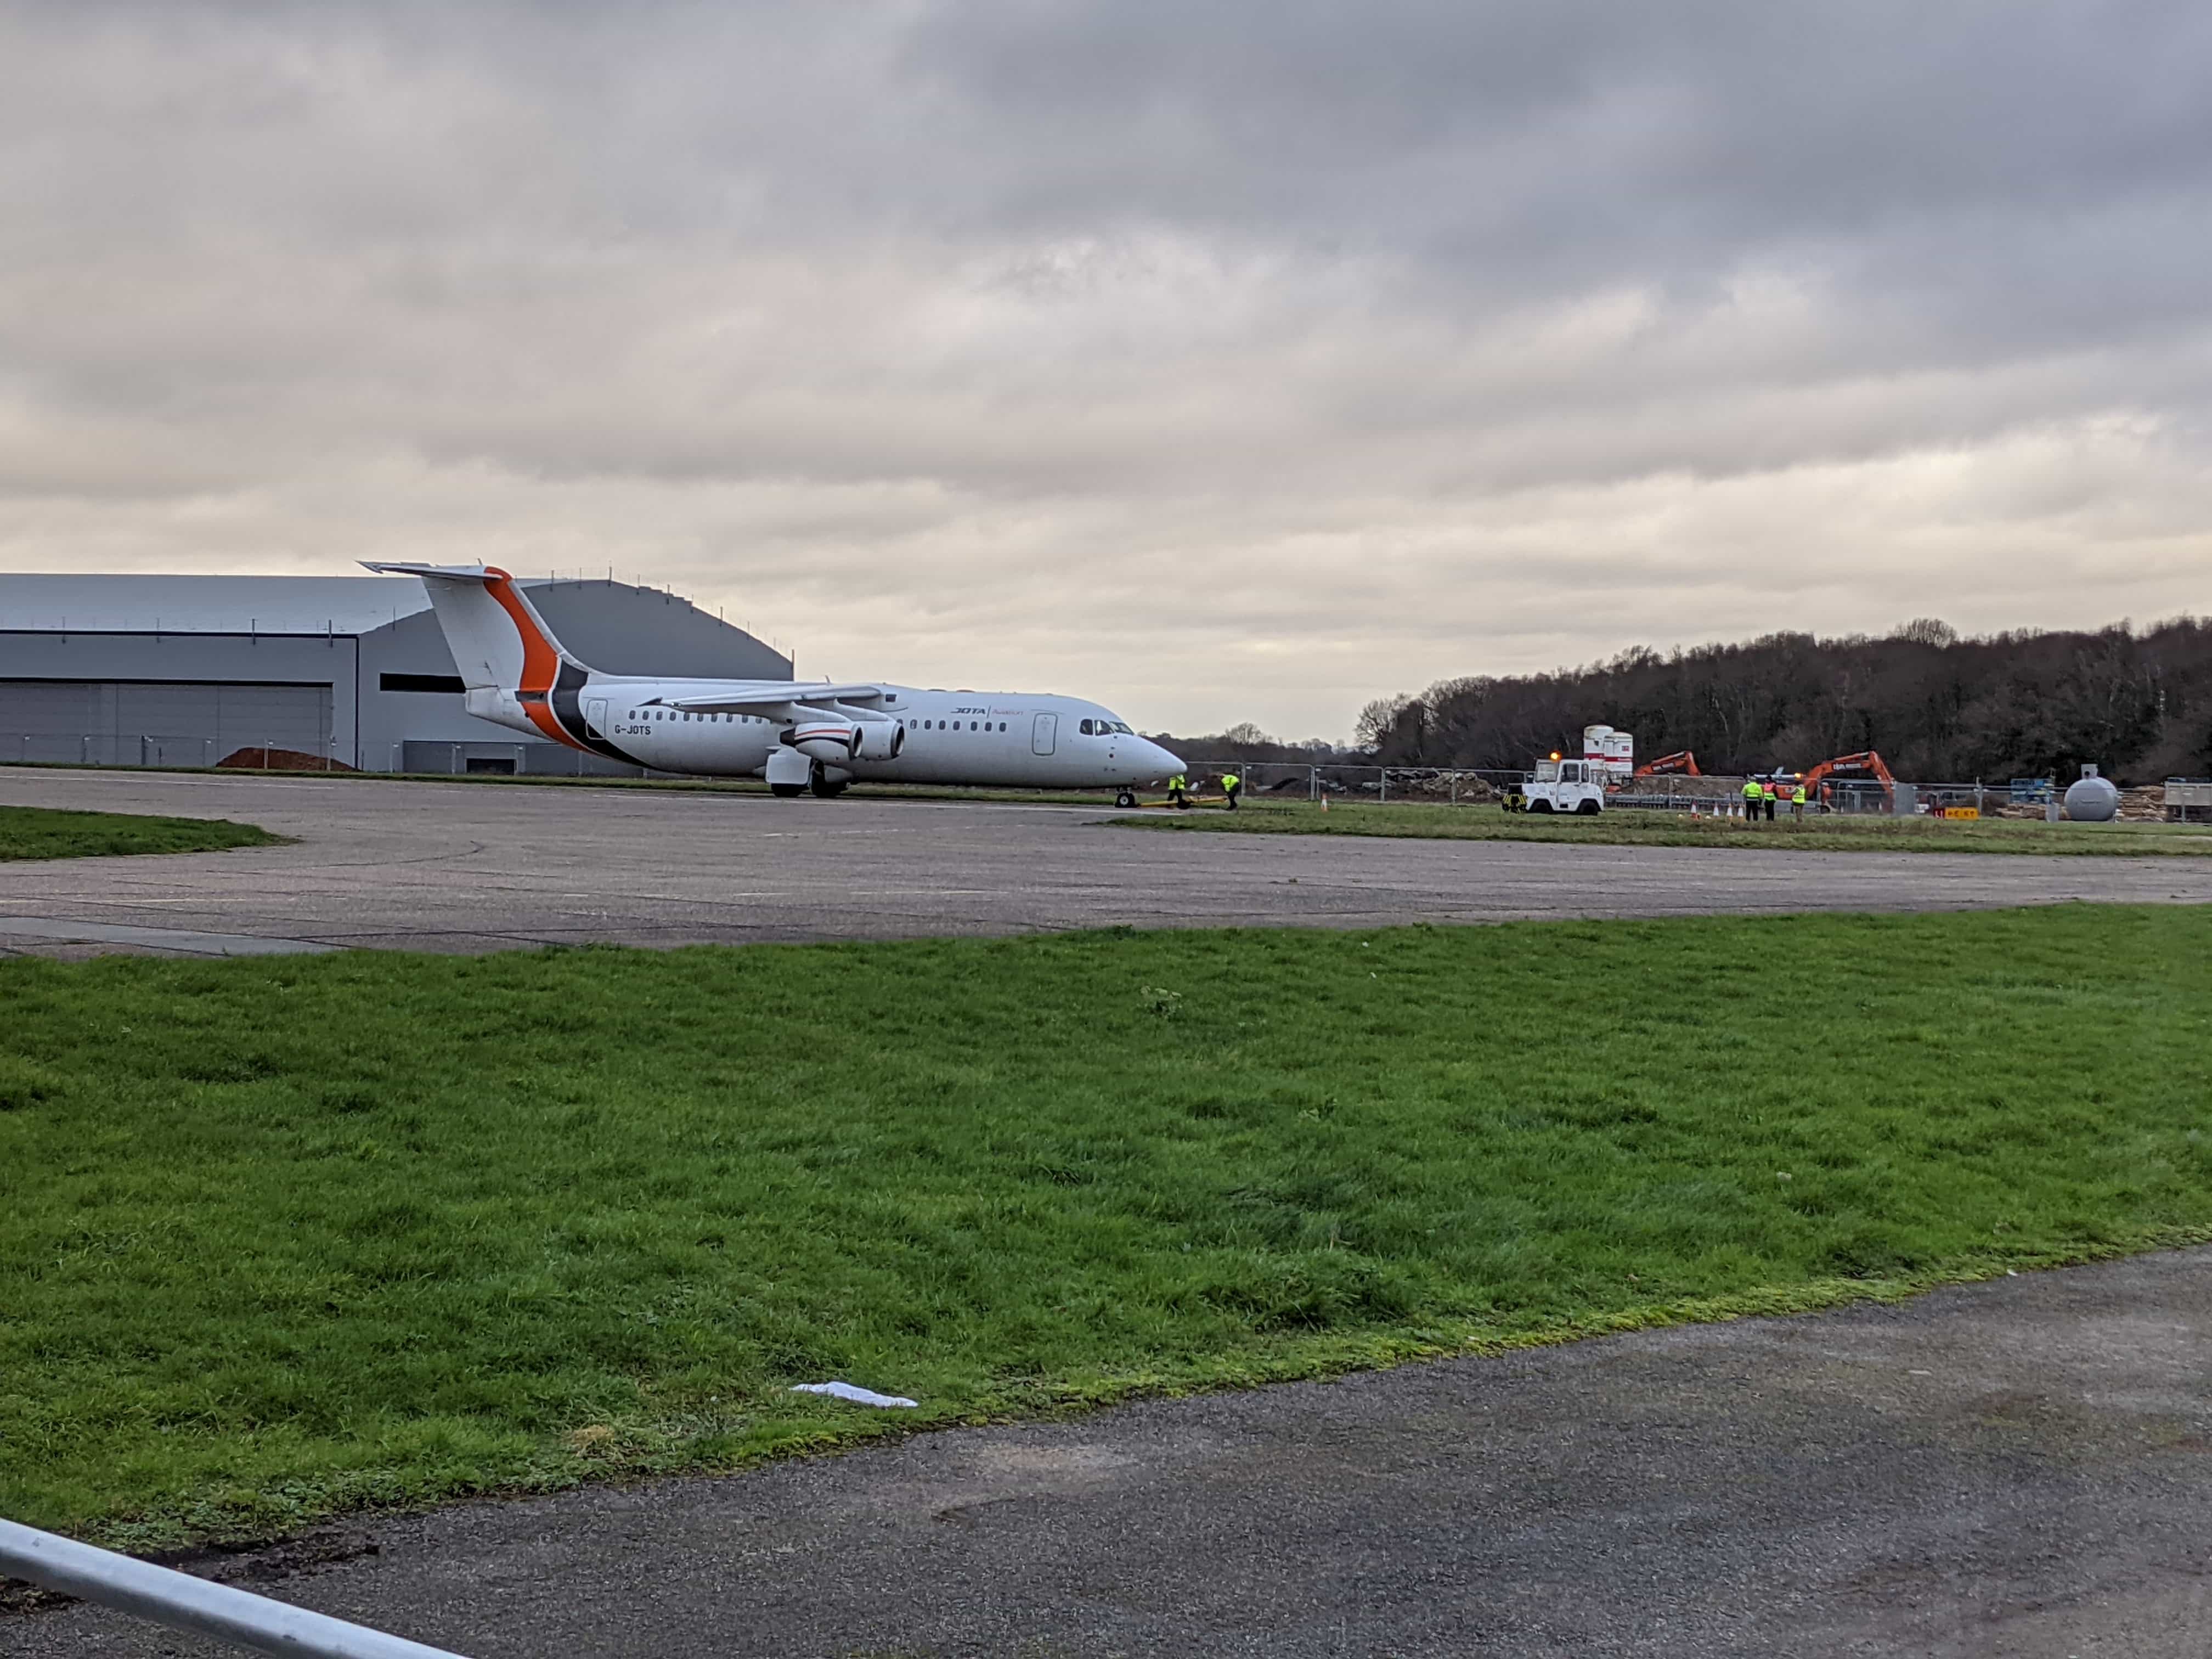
1513 754 1609 815
1506 724 1634 816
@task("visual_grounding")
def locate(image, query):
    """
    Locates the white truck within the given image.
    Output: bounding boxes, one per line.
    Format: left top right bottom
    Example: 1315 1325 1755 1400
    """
1508 755 1609 815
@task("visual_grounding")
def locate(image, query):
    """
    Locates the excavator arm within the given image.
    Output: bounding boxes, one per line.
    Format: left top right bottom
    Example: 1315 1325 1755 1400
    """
1802 750 1896 803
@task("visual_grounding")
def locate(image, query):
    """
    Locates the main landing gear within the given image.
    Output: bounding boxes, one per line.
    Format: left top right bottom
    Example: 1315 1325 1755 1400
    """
770 760 848 799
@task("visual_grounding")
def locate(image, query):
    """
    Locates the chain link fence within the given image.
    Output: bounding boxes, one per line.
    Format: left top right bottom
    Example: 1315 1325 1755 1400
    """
0 733 661 777
10 737 2199 822
4 731 332 769
1171 760 2043 820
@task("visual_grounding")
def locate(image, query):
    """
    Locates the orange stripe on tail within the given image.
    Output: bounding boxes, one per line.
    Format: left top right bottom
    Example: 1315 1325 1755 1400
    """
482 567 585 750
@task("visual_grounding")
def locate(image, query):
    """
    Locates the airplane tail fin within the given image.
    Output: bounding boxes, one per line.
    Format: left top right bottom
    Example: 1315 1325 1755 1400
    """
360 563 591 690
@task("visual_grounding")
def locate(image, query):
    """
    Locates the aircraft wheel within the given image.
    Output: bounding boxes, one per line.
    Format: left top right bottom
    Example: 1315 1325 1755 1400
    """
771 783 805 799
810 778 849 799
1115 790 1138 808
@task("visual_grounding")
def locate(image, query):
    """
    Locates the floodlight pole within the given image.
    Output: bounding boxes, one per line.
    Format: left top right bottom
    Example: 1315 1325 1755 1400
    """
0 1516 467 1659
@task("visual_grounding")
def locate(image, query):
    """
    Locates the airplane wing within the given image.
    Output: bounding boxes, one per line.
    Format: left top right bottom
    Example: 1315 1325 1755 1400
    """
667 683 896 715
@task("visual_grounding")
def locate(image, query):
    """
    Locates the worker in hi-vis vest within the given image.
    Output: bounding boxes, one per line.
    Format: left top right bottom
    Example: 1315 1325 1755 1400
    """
1742 777 1763 820
1792 782 1809 820
1223 771 1243 810
1167 772 1189 809
1761 779 1779 821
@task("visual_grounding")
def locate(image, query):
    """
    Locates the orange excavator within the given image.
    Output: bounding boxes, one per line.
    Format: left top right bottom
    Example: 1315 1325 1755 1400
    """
1801 749 1897 808
1633 750 1702 777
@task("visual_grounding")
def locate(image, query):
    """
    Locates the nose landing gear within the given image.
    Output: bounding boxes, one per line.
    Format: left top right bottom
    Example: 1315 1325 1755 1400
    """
1114 789 1139 809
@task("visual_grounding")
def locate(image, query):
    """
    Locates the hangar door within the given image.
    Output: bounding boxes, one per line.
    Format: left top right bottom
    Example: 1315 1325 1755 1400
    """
0 680 334 767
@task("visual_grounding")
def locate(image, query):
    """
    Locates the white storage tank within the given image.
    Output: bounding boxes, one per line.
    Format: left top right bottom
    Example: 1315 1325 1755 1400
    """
1604 730 1634 780
1583 724 1633 782
2063 764 2120 823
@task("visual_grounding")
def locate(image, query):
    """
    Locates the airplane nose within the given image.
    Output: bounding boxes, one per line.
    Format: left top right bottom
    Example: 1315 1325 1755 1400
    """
1138 742 1182 782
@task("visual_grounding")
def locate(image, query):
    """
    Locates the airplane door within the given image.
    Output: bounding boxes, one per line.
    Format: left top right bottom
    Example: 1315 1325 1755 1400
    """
1031 713 1057 756
585 697 608 741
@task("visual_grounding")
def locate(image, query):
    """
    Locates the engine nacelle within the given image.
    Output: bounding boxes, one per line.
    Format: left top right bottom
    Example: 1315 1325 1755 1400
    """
849 720 905 761
782 719 904 764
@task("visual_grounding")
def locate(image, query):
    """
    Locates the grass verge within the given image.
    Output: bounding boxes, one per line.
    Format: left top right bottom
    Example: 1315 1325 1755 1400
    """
1123 798 2212 855
3 905 2210 1547
0 805 284 862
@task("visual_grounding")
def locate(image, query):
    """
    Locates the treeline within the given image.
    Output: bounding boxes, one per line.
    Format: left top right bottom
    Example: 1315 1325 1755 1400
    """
1357 618 2212 784
1140 721 1362 765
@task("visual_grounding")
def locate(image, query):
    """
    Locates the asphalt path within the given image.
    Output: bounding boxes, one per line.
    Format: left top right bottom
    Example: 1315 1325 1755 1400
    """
1 768 2209 956
12 1248 2211 1657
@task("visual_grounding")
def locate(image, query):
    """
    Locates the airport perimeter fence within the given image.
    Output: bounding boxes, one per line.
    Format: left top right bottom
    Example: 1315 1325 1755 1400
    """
1175 761 1534 804
12 735 2207 821
1177 760 1882 813
0 732 673 780
1171 763 2081 820
5 732 286 770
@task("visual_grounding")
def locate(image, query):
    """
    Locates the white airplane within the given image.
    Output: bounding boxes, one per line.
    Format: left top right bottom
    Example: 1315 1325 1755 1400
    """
366 562 1184 802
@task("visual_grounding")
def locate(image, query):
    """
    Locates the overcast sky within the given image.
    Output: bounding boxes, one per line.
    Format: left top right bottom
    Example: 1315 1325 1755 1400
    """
3 2 2208 738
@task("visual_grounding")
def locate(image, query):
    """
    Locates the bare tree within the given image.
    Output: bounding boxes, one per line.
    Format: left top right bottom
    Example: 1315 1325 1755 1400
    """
1354 617 2211 782
1354 695 1411 753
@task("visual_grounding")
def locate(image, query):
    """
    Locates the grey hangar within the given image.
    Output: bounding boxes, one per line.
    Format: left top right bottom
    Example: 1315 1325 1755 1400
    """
0 573 791 775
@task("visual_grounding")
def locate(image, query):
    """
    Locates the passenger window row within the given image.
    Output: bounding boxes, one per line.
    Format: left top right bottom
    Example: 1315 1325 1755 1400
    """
624 710 1017 735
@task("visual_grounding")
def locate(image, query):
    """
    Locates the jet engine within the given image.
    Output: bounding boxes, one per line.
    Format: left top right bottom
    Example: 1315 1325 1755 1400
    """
782 719 904 763
849 720 905 761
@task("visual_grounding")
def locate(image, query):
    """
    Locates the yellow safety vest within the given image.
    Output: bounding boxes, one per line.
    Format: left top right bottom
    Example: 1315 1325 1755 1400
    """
1742 780 1763 799
1223 775 1240 789
1793 787 1808 804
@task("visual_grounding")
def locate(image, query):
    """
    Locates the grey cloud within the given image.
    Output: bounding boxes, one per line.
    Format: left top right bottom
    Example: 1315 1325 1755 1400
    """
2 2 2209 738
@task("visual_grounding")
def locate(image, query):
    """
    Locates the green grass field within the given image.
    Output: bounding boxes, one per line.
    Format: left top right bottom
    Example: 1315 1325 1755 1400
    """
1126 798 2212 855
4 906 2210 1547
0 805 284 862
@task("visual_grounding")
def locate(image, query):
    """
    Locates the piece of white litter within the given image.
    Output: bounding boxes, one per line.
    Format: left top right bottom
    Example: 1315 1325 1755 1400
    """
791 1380 919 1408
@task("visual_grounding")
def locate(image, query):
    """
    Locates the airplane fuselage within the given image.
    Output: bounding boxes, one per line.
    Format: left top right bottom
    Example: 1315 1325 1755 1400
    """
473 675 1180 790
362 562 1184 796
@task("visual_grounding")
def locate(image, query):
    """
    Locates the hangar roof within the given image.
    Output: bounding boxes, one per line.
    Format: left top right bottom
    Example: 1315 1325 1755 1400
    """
0 574 437 636
0 572 619 637
0 572 793 680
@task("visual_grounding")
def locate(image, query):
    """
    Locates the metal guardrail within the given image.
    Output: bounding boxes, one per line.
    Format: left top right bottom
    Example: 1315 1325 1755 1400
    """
0 1516 467 1658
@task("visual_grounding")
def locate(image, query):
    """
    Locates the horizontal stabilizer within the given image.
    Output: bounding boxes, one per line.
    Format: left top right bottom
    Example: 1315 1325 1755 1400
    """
359 562 499 583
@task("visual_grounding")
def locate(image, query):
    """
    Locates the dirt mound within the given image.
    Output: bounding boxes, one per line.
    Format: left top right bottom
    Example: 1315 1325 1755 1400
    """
1612 775 1745 802
1379 771 1502 802
216 747 357 772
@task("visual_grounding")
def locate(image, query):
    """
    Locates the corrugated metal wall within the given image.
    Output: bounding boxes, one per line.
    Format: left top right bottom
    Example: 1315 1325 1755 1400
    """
0 679 332 766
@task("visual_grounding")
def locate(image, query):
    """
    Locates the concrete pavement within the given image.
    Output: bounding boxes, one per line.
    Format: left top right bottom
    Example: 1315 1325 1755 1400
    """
2 768 2208 956
10 1248 2211 1657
